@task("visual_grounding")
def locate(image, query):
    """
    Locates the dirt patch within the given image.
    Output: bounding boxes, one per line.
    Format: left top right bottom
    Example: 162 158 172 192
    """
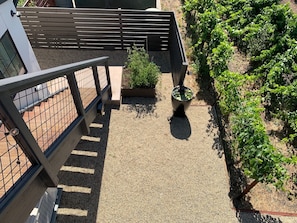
228 47 251 74
281 0 297 13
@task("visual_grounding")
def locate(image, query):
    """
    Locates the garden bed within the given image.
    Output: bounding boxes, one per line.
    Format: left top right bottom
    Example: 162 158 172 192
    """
121 68 156 97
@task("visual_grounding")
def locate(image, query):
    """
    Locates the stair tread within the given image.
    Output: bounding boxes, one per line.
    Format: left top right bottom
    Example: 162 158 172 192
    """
108 66 123 105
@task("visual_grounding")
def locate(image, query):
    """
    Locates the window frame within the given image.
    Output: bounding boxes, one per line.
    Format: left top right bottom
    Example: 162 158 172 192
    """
0 31 27 79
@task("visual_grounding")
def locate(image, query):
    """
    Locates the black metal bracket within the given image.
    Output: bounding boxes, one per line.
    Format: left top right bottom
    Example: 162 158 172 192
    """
97 102 104 115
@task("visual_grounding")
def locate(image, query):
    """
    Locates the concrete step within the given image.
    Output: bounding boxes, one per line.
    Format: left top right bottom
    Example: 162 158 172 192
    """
106 66 123 106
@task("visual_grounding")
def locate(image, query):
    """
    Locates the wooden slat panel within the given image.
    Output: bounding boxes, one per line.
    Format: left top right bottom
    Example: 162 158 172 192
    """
19 7 171 51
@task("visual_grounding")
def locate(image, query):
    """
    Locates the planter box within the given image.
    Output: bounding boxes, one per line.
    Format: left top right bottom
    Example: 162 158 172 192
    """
121 87 156 97
121 68 156 97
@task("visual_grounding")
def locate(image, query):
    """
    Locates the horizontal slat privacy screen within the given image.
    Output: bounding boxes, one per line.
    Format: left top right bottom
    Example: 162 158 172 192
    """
19 7 172 51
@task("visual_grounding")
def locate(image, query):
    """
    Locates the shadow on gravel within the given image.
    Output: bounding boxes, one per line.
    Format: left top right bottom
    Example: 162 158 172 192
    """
195 73 216 106
55 105 112 223
169 115 191 140
236 210 283 223
121 97 158 118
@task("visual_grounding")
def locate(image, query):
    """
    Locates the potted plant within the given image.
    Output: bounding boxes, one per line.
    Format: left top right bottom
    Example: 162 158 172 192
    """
171 85 194 117
121 45 161 97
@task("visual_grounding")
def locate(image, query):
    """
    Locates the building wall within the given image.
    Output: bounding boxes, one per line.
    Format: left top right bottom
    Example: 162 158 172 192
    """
0 0 44 110
0 0 40 73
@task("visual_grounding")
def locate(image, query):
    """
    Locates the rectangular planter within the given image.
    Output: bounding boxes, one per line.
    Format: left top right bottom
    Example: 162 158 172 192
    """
121 87 156 97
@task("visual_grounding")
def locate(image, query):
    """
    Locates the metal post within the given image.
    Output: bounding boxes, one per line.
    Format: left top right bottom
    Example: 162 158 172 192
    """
66 73 90 135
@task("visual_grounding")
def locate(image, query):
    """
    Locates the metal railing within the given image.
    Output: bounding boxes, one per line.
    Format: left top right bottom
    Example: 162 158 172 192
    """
0 56 111 223
169 12 188 86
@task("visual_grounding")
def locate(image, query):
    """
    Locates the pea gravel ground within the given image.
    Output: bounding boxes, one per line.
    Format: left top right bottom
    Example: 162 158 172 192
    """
95 74 236 222
54 73 297 222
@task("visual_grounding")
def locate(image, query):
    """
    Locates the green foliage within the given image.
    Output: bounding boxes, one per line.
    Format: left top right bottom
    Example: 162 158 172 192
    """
183 0 216 14
18 0 38 6
270 4 291 34
215 71 243 115
183 0 297 192
183 0 220 77
189 10 219 55
126 46 160 89
208 24 233 78
17 0 27 6
208 24 229 51
218 1 297 146
208 40 233 78
242 22 275 56
282 111 297 143
231 98 293 189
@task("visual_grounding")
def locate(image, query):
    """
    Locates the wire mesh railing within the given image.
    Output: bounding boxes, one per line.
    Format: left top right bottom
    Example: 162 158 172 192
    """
75 67 98 109
14 77 76 153
0 56 111 223
0 123 32 198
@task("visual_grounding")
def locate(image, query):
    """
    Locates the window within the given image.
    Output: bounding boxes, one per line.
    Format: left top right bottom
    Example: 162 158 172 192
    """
0 31 26 79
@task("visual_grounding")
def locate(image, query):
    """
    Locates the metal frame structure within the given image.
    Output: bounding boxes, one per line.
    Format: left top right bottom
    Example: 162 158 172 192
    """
0 56 111 223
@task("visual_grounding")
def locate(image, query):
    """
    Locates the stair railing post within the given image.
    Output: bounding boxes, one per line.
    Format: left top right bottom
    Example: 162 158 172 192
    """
66 72 90 135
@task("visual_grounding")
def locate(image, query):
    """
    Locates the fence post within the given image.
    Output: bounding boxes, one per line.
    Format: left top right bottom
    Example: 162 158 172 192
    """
92 65 104 113
66 73 90 135
169 12 188 86
105 60 112 99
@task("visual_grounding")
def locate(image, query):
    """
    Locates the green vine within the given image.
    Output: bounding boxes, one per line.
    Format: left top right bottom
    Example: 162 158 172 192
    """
183 0 297 195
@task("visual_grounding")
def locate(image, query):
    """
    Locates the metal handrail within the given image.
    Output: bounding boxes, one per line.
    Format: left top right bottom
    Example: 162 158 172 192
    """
0 57 109 95
0 56 111 223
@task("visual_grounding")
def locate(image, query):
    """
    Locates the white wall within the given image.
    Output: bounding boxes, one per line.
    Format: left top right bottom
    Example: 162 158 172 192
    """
0 0 40 72
0 0 46 110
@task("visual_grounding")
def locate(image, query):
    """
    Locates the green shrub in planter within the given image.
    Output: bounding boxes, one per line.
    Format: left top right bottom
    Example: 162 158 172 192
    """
126 46 161 89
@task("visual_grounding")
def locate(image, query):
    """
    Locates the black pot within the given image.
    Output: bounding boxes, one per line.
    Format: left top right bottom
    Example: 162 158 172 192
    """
171 85 193 117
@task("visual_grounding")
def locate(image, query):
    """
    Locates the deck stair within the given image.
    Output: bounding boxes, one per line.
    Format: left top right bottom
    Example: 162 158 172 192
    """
107 66 123 106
